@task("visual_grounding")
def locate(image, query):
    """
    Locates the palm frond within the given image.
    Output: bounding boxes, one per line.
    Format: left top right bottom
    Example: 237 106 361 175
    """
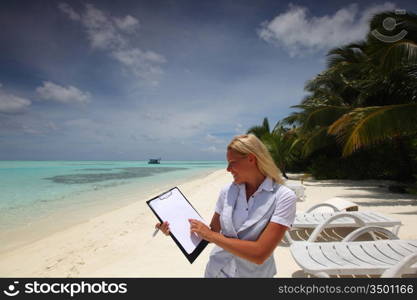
247 117 271 138
301 127 335 157
380 40 417 72
247 125 268 138
328 103 417 156
303 105 351 131
262 117 270 133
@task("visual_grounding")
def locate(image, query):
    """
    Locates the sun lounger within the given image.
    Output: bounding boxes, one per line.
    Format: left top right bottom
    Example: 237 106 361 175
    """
382 252 417 277
290 226 417 277
303 197 358 212
286 210 402 244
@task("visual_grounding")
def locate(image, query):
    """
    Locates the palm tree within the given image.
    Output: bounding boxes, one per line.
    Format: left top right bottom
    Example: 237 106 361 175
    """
247 118 296 179
247 11 417 181
327 11 417 156
272 10 417 183
367 11 417 74
287 11 417 158
281 45 364 157
247 117 270 138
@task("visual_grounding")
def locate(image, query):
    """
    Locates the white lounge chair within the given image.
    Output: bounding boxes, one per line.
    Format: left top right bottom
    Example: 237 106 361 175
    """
285 201 402 244
290 226 417 278
321 197 358 211
382 252 417 278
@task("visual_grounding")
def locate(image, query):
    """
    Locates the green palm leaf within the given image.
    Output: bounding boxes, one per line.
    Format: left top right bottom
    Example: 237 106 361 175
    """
247 117 270 138
301 127 336 157
328 103 417 156
303 105 351 130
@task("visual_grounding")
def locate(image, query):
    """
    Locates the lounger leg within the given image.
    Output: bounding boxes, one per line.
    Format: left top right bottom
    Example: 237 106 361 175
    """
392 225 401 235
285 231 294 245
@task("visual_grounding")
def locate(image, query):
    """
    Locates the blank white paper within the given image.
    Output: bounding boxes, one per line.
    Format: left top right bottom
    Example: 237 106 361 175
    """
149 188 205 254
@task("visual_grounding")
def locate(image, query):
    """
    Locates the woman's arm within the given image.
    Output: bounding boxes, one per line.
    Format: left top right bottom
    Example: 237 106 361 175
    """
189 219 288 265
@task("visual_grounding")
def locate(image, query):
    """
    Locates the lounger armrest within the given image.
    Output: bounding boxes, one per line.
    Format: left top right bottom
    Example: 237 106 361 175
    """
382 253 417 278
305 203 340 213
342 226 399 242
307 213 366 243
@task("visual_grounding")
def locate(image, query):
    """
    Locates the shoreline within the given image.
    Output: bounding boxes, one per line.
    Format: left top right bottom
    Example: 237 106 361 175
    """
0 166 224 255
0 169 416 277
0 169 232 277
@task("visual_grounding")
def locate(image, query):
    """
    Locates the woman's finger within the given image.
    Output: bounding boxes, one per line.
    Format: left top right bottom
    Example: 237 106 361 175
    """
162 221 170 235
163 221 169 229
154 222 170 235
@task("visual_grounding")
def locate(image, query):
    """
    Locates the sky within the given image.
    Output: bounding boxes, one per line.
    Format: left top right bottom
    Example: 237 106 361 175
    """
0 0 415 160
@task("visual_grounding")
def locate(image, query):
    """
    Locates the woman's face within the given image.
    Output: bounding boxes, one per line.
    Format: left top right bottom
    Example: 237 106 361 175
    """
226 149 256 184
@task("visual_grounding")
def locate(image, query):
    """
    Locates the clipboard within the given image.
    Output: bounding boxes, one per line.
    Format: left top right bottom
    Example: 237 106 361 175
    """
146 187 209 263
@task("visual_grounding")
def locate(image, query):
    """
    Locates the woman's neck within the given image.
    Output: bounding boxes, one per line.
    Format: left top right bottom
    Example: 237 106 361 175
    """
245 173 266 197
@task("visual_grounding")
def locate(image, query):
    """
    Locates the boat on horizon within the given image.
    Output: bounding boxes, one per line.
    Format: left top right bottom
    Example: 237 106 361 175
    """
148 158 161 164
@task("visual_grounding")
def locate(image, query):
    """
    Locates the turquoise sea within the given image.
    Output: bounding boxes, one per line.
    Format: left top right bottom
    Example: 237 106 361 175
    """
0 160 226 252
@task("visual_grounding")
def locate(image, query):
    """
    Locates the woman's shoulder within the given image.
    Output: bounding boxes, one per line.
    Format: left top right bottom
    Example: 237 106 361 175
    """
274 183 297 198
219 182 238 194
215 182 238 211
276 183 294 192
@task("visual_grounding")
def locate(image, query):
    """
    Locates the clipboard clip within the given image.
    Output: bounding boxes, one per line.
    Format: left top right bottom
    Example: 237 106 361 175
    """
158 190 172 200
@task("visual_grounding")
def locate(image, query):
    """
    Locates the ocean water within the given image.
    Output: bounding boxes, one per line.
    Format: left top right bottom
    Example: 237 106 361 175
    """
0 160 226 252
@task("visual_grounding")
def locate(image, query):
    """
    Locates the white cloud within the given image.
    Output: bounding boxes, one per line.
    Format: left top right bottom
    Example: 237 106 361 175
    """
21 126 42 135
201 143 228 154
57 2 80 21
114 15 139 32
0 86 31 114
63 118 112 143
139 133 160 142
205 133 225 144
258 2 396 57
47 121 59 131
59 2 165 85
36 81 91 105
202 145 222 153
112 49 166 85
64 118 95 128
235 123 244 134
80 3 127 50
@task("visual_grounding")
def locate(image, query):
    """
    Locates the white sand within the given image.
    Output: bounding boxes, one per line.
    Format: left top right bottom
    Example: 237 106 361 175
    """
0 169 416 277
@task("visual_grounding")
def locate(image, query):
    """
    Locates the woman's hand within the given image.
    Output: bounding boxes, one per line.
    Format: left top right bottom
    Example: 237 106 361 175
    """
155 221 170 236
189 219 214 242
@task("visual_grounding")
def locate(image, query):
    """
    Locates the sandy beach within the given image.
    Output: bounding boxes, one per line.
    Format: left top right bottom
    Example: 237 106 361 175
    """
0 169 416 277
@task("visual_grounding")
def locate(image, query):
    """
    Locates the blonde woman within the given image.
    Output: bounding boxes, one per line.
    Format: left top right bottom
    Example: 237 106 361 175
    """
156 134 296 277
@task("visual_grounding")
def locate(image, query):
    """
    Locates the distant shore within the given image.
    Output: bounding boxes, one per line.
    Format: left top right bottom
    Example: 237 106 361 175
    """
0 169 416 277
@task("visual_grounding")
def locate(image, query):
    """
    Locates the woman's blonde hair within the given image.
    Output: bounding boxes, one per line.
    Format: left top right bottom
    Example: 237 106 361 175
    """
227 134 285 184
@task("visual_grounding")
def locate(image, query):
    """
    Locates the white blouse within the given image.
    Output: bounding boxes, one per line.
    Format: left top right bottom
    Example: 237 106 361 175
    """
215 177 296 231
209 177 297 277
